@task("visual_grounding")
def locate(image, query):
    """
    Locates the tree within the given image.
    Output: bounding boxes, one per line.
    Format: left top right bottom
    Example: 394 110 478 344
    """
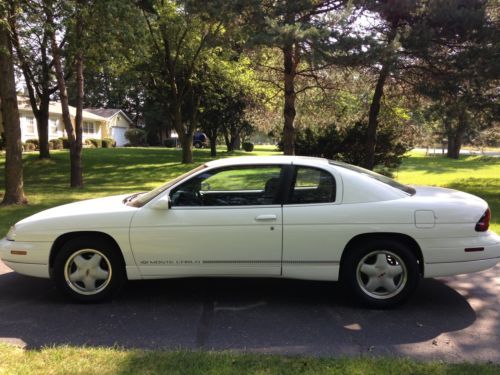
8 0 60 159
361 0 418 169
0 2 27 204
242 0 355 155
199 55 262 156
139 0 229 163
44 0 83 187
407 0 499 158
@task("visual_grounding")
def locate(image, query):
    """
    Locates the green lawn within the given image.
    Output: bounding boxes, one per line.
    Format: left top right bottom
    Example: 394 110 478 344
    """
1 343 499 375
395 151 499 233
0 147 498 235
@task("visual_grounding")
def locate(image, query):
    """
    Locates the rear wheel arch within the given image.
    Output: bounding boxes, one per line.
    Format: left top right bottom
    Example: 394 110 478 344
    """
339 232 424 279
49 232 126 278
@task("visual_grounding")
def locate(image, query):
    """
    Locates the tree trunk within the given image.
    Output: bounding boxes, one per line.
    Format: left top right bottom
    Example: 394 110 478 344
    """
206 128 217 157
171 102 193 163
47 2 83 187
0 18 27 204
181 135 193 163
282 42 297 155
363 26 398 170
446 137 460 159
363 63 390 169
36 95 50 159
8 2 51 159
446 111 466 159
209 137 217 157
233 135 241 150
72 0 84 187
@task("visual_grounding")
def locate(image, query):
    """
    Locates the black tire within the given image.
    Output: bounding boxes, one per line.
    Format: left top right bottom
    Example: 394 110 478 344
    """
194 141 202 149
52 237 125 303
341 239 420 309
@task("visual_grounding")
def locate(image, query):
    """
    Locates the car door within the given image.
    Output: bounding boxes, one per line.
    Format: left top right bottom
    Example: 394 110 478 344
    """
282 164 344 281
130 164 285 277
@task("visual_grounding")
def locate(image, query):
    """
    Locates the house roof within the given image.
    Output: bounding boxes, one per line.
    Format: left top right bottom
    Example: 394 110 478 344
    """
17 96 107 122
84 108 133 125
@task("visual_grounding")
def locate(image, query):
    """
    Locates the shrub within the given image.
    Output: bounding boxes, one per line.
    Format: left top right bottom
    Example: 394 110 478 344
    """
25 139 39 151
242 142 254 152
146 131 161 146
280 121 413 170
86 138 102 148
125 128 146 146
49 138 63 150
102 138 116 148
23 142 36 152
59 137 70 149
164 138 178 148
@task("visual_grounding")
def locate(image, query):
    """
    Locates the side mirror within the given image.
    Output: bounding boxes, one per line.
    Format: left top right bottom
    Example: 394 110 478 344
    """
152 195 171 210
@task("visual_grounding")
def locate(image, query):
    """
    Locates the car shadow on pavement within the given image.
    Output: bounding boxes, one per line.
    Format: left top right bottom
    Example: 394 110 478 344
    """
0 269 477 356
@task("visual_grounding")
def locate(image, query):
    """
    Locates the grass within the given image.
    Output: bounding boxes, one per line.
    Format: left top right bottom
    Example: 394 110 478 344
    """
1 343 499 374
0 146 498 235
395 151 499 233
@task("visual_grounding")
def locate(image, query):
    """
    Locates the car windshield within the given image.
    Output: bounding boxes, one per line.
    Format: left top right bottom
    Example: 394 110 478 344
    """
329 160 416 195
126 164 207 207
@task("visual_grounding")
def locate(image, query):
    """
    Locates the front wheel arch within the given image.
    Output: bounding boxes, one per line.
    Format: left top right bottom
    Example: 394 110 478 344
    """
49 231 126 278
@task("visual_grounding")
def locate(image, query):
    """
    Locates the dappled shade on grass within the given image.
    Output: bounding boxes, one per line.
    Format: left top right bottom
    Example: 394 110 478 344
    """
0 148 498 235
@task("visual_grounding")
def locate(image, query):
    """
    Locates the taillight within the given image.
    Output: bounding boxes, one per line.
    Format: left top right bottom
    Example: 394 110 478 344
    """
475 208 491 232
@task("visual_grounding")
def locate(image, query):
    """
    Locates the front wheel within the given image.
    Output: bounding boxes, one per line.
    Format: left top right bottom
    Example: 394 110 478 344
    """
341 239 420 308
53 237 125 302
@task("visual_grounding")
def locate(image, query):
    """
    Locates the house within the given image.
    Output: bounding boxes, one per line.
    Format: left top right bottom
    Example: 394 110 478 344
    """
0 96 133 147
83 108 134 147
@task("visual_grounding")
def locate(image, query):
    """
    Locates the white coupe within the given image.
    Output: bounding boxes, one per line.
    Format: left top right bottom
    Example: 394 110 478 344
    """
1 156 499 308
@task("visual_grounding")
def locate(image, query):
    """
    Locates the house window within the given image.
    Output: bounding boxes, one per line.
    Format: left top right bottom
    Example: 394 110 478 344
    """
23 116 36 134
83 121 96 134
49 118 58 134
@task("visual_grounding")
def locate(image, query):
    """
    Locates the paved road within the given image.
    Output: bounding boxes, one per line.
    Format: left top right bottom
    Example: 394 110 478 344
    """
0 260 498 362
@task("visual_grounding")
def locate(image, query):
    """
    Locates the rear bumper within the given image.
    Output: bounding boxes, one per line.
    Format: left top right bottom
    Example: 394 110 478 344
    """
425 256 499 278
423 231 500 277
0 238 51 278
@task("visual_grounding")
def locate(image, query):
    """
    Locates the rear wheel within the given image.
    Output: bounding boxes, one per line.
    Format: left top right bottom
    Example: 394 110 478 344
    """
53 237 125 302
341 239 419 308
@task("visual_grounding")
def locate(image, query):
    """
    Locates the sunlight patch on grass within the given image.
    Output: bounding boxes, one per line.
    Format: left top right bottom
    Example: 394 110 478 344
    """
0 343 499 375
0 148 499 235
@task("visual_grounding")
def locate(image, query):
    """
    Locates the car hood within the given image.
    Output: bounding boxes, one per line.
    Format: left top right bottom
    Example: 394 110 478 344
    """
15 194 138 241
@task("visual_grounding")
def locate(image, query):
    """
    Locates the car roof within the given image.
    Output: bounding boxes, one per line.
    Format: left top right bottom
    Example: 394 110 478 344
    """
205 155 330 168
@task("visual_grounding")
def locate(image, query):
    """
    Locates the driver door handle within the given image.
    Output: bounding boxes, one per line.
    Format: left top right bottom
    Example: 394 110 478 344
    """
255 214 277 221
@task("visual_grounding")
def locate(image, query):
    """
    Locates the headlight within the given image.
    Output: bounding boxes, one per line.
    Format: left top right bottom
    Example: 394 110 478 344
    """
6 225 16 241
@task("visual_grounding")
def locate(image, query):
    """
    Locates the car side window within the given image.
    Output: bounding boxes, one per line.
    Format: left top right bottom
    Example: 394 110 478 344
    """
170 166 283 207
288 167 336 204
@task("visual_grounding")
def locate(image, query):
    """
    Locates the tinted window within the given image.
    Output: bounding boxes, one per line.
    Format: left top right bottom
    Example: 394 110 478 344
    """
170 166 282 207
329 160 415 195
288 167 336 204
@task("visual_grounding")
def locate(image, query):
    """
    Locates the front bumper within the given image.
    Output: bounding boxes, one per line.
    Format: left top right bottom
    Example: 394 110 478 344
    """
0 238 51 278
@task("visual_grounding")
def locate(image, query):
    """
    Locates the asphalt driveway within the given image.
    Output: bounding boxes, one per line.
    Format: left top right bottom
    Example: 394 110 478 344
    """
0 260 498 362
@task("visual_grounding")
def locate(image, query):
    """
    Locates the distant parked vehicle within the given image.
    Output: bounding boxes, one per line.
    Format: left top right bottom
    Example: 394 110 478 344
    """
166 131 208 148
193 131 208 148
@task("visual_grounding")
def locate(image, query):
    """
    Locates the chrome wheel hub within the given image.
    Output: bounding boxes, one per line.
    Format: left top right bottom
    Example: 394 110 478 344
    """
356 250 407 300
64 249 112 295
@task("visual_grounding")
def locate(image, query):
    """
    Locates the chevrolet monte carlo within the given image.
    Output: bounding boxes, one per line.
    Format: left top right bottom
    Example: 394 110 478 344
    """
1 156 499 308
